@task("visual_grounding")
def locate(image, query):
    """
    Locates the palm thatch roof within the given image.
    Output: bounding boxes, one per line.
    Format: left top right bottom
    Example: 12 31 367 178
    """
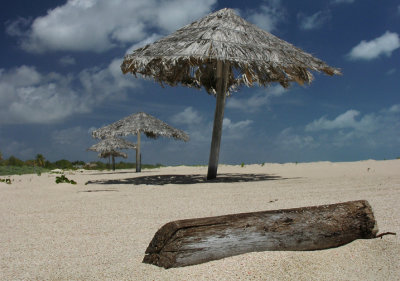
92 112 189 141
88 137 137 153
98 151 128 159
121 8 341 94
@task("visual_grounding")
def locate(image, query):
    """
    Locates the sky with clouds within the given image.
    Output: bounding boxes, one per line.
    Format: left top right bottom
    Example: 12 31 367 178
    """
0 0 399 165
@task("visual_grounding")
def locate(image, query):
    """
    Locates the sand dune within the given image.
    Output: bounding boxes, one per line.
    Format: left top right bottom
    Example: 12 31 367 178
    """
1 160 399 280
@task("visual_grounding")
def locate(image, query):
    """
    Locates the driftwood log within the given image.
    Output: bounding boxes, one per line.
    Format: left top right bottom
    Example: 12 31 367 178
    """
143 200 378 268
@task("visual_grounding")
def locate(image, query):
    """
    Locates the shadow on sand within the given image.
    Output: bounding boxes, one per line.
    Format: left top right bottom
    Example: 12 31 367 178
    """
85 173 291 186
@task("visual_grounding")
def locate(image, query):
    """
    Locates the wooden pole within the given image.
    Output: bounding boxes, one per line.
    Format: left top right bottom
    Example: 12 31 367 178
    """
136 131 141 172
142 200 378 268
112 155 115 171
207 61 230 180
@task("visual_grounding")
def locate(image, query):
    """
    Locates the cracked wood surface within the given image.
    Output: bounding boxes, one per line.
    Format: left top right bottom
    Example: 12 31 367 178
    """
143 200 378 268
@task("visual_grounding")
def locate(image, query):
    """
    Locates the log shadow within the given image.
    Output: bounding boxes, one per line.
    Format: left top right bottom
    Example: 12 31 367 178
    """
85 173 292 186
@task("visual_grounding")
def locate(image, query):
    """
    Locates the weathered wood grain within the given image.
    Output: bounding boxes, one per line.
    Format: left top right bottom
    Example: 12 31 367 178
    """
207 61 230 180
143 200 378 268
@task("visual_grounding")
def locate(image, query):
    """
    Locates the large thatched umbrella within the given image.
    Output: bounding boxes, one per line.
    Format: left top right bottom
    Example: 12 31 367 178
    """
92 112 189 172
121 8 341 179
87 137 136 170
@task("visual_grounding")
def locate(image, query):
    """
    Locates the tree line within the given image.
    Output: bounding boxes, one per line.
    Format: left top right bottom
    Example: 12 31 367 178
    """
0 151 162 170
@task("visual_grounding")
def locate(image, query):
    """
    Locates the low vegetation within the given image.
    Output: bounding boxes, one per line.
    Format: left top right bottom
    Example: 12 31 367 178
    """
0 178 11 184
0 152 164 176
55 175 77 185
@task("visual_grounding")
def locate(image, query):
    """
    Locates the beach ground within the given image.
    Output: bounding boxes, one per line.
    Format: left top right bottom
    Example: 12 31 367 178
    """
1 160 399 280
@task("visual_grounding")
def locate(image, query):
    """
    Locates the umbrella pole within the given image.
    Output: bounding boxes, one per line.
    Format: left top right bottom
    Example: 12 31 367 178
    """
207 61 230 180
136 131 141 172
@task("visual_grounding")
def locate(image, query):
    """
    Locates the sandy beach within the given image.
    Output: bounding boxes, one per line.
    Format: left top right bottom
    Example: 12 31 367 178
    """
1 160 399 280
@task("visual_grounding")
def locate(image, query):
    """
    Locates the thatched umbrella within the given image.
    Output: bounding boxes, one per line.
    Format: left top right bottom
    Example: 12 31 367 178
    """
88 137 137 170
98 151 128 170
92 112 189 172
121 8 341 179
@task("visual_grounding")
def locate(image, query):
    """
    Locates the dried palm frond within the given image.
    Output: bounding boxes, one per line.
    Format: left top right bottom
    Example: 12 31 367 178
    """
92 112 189 141
122 8 341 95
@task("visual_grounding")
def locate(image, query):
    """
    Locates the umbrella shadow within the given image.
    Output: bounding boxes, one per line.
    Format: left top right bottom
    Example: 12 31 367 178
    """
85 173 292 186
88 170 154 176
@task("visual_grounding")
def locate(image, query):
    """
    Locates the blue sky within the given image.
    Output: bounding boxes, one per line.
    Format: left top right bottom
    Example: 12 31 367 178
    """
0 0 399 165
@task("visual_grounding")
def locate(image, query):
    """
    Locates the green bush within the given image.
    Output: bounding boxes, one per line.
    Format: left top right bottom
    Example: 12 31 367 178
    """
7 156 24 167
0 178 11 184
55 175 77 185
0 166 49 176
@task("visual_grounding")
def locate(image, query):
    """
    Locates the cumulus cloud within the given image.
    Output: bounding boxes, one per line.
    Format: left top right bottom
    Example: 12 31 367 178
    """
223 118 253 131
348 31 400 60
227 85 287 112
222 118 253 140
298 10 331 30
6 0 216 53
170 107 203 125
126 33 162 54
304 106 400 147
170 107 253 144
276 127 317 149
306 110 362 131
246 0 286 32
388 104 400 113
0 60 137 124
272 105 400 156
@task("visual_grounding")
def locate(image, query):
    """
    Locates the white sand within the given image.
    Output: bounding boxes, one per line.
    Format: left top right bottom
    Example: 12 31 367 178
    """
1 160 399 280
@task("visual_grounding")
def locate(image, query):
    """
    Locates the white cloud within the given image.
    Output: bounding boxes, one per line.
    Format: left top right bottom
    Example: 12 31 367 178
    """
304 106 400 147
276 127 317 149
223 118 253 131
306 110 362 131
227 85 287 112
298 10 331 30
348 31 400 60
170 107 203 125
273 105 400 154
247 0 285 32
0 60 137 124
387 104 400 113
6 0 216 53
126 33 162 54
222 118 253 140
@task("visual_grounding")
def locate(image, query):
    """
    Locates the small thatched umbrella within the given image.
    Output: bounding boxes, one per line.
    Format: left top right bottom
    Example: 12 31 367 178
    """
98 151 128 170
88 137 137 170
121 8 341 179
92 112 189 172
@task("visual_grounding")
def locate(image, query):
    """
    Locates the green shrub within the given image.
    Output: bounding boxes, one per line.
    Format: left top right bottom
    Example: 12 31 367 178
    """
0 178 11 184
0 166 49 176
7 156 24 167
55 175 77 185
